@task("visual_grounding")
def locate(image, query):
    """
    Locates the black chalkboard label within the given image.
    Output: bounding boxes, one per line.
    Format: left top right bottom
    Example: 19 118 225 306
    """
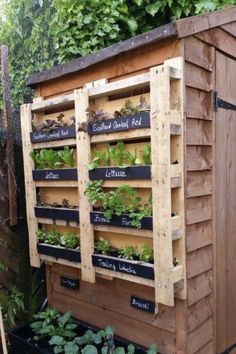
92 254 154 280
30 126 76 143
32 168 77 181
60 276 79 290
130 296 155 313
35 207 79 223
90 211 152 230
89 166 151 180
87 111 150 135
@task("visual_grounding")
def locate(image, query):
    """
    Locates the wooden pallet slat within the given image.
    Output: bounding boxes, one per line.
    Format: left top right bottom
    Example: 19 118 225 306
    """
75 88 95 283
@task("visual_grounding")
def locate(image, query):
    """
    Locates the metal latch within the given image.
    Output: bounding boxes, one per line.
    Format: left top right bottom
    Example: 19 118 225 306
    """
214 91 236 112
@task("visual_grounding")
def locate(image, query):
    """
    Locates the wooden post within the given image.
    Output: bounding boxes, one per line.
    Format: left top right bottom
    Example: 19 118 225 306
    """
20 104 40 267
1 45 17 225
74 89 95 283
0 307 8 354
150 64 174 307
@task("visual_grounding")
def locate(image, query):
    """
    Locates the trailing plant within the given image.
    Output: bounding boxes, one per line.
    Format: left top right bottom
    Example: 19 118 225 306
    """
85 181 152 228
118 246 137 260
95 237 112 255
139 244 154 263
30 146 75 169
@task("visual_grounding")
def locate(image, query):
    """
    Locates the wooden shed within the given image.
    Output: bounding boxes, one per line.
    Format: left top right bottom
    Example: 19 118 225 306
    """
21 7 236 354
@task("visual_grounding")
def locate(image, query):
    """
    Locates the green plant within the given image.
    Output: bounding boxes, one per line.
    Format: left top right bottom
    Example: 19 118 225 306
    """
85 181 152 228
60 233 80 249
30 146 75 170
37 228 60 245
118 246 137 260
108 142 127 166
141 145 152 165
88 147 110 170
95 237 112 255
31 309 78 341
57 146 74 168
139 244 154 263
3 288 25 327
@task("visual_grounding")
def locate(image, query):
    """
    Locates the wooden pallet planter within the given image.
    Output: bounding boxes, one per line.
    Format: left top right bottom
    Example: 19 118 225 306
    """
37 243 81 263
21 56 186 309
34 206 79 223
30 125 76 143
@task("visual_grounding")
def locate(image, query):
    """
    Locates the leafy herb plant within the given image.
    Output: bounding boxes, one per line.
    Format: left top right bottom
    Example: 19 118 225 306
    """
95 237 112 255
139 244 154 263
85 181 152 228
30 146 75 169
37 229 80 249
118 246 137 260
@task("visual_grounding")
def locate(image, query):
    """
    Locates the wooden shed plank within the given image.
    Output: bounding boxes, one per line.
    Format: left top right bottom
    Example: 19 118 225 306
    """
188 270 213 306
186 88 212 120
50 290 176 353
184 37 214 71
195 341 214 354
176 6 236 37
186 146 212 171
186 246 213 279
39 39 181 98
185 62 212 92
186 119 212 146
186 195 212 225
221 22 236 37
186 221 213 253
186 171 212 198
188 295 214 333
195 27 236 57
187 318 213 354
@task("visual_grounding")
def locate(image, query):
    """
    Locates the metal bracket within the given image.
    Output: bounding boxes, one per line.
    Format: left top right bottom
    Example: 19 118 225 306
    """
214 91 236 112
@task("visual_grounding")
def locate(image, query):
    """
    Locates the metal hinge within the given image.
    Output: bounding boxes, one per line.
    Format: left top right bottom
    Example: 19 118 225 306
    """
213 91 236 112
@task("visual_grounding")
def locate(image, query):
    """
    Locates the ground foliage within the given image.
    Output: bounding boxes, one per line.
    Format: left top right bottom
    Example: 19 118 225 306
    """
0 0 234 108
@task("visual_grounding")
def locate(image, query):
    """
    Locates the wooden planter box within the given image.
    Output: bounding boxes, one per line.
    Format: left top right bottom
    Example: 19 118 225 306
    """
30 126 76 143
32 168 77 181
9 323 147 354
89 165 151 180
37 243 81 263
90 211 152 230
92 253 154 280
87 111 150 135
35 206 79 223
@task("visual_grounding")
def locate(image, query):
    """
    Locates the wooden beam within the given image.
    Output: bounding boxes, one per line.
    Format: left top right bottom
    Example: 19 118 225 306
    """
20 104 40 267
75 89 95 283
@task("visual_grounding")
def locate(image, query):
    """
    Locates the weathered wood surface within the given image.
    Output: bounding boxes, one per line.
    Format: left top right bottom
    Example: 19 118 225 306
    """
37 39 181 98
176 6 236 37
187 318 213 354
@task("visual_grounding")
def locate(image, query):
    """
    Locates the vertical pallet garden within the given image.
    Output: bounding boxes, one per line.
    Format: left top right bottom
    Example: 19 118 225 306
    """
21 56 186 309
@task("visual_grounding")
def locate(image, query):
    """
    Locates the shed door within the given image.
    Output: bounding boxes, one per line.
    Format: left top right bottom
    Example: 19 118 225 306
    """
215 51 236 353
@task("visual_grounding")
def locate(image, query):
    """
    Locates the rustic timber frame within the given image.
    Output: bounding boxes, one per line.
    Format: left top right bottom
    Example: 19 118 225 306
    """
22 6 236 354
21 57 186 309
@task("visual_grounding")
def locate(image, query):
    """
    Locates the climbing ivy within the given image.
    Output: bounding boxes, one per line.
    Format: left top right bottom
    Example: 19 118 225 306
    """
0 0 234 107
